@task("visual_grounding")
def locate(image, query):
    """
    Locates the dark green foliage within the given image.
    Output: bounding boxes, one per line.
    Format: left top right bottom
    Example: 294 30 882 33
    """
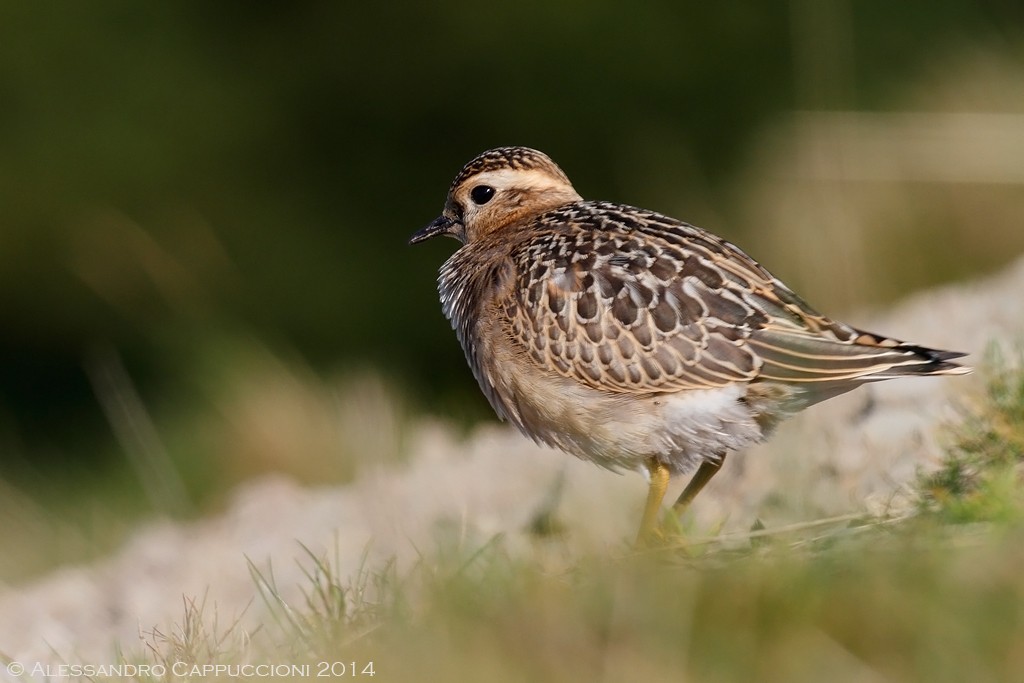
0 2 1018 454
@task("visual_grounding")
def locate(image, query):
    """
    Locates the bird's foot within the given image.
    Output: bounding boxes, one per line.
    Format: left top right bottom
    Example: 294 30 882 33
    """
633 509 690 549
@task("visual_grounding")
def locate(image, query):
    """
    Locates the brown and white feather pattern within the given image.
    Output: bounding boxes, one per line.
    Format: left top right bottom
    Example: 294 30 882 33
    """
496 201 965 399
439 244 520 424
419 146 968 477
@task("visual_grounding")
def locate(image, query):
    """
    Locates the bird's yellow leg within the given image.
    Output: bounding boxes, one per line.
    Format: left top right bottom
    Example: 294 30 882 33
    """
671 454 726 517
636 458 671 545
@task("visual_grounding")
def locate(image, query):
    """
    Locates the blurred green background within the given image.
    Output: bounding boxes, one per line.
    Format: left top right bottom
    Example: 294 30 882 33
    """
2 1 1024 574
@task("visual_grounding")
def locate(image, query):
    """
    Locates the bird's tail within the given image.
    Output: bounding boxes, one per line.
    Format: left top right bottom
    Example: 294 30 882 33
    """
749 326 972 384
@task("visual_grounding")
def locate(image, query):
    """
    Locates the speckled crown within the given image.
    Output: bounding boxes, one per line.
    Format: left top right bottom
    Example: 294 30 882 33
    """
449 147 570 191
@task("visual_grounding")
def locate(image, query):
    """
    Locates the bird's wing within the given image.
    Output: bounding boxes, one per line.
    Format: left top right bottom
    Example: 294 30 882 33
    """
504 203 766 393
503 202 966 395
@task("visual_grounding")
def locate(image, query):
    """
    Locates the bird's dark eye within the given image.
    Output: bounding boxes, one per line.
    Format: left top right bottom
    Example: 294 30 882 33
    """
470 185 495 205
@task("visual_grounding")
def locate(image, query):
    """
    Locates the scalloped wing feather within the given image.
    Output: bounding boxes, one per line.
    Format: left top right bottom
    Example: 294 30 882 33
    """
503 203 765 393
502 202 967 395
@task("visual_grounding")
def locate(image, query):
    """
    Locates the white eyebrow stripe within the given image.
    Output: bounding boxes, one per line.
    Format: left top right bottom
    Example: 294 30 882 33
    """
467 168 574 193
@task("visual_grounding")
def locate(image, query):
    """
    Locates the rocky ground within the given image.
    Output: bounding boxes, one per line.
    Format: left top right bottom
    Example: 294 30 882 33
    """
2 255 1022 667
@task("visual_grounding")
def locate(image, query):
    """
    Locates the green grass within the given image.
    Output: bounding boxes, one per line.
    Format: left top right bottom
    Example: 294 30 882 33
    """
113 518 1024 683
920 346 1024 523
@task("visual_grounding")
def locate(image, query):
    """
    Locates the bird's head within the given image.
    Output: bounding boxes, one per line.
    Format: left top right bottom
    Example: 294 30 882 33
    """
410 147 582 246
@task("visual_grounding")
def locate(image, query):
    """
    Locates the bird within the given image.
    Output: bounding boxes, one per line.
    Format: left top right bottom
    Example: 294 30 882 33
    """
410 146 970 544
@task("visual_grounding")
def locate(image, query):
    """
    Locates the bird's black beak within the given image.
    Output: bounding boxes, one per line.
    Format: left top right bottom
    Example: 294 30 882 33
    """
409 215 458 245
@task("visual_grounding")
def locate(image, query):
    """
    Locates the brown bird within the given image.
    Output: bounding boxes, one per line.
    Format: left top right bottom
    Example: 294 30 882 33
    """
410 146 970 543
